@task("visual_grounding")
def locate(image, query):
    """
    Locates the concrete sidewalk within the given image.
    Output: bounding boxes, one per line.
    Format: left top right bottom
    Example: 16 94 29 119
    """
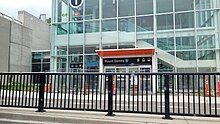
0 107 220 124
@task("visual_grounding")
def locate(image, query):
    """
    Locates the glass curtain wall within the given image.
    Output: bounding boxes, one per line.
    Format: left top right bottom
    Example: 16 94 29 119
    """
51 0 220 72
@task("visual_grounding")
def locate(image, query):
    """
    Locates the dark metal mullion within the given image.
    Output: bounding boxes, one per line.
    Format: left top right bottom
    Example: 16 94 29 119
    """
91 75 94 109
146 75 149 112
28 75 32 107
95 75 98 110
80 75 83 109
1 75 6 105
49 75 52 108
198 75 201 115
123 74 125 111
11 75 16 106
155 75 158 113
150 75 153 112
119 74 122 111
177 75 180 114
115 75 117 110
128 75 131 111
87 75 90 109
160 75 162 113
35 75 39 107
99 75 102 110
172 75 175 114
32 75 36 107
76 75 79 109
137 74 139 112
187 75 190 114
19 74 22 106
203 75 206 115
67 75 71 109
182 75 185 114
60 75 63 108
24 75 29 107
83 75 86 110
208 75 211 115
104 75 107 110
53 75 57 108
141 75 144 112
56 75 60 108
8 74 13 106
64 75 67 108
5 74 9 106
21 74 26 107
72 75 75 109
45 75 49 107
214 74 217 116
132 75 135 112
192 75 195 115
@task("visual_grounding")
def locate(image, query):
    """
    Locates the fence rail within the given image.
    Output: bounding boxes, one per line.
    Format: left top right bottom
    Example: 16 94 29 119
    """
1 72 220 118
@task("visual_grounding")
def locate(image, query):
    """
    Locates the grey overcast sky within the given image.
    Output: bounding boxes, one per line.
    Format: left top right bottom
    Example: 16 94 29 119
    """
0 0 51 19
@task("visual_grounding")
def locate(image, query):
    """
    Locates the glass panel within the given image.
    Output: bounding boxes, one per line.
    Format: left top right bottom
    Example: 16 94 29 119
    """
176 51 196 60
119 18 135 49
85 21 99 33
176 36 196 50
198 50 216 60
69 55 83 72
103 0 117 18
57 24 68 35
32 64 41 72
195 0 214 10
57 46 67 55
175 0 194 11
55 0 68 22
102 19 117 32
156 0 173 13
85 44 99 54
69 22 83 34
175 12 194 29
157 37 174 50
118 0 134 17
136 0 153 15
197 35 215 49
137 38 154 47
158 59 174 72
69 2 84 21
57 56 67 72
119 18 135 32
196 11 214 28
157 14 173 30
85 0 99 20
136 16 153 32
85 55 99 72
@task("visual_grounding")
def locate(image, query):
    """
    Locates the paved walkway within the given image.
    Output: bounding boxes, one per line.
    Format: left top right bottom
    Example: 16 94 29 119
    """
0 107 220 124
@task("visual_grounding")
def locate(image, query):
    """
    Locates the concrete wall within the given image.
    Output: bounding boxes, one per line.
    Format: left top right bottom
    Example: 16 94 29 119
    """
10 22 32 72
0 17 10 72
18 11 50 51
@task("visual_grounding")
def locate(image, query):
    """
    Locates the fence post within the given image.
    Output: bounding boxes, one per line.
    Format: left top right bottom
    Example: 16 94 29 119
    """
105 74 115 116
163 74 172 119
36 73 46 112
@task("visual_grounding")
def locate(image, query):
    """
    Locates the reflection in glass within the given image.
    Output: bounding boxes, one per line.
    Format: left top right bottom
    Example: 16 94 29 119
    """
198 50 216 60
175 12 194 29
176 51 196 60
85 0 99 20
195 0 213 10
119 18 135 32
156 0 173 13
136 16 153 32
136 0 153 15
85 21 99 33
69 22 83 34
157 37 174 50
176 36 196 50
157 14 173 30
103 0 117 18
175 0 194 11
56 0 68 22
197 35 215 49
57 24 68 35
102 19 117 32
69 5 83 21
85 55 99 72
196 11 214 27
118 0 134 17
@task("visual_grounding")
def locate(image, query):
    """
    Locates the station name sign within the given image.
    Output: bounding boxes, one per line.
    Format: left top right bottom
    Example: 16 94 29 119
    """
103 57 152 66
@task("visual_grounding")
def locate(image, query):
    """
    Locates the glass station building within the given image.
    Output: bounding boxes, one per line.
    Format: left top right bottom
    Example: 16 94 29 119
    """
51 0 220 73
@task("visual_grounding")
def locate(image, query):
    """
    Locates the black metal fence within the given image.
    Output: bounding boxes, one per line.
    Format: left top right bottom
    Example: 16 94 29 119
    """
1 72 220 118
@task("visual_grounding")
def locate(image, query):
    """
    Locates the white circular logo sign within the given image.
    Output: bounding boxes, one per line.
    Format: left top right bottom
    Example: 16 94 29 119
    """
70 0 84 8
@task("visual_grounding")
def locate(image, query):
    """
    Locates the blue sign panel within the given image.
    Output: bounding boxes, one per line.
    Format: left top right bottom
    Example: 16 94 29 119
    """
70 0 84 8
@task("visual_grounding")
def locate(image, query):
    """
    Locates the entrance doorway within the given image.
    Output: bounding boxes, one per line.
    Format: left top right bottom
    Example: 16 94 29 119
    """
104 66 152 94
